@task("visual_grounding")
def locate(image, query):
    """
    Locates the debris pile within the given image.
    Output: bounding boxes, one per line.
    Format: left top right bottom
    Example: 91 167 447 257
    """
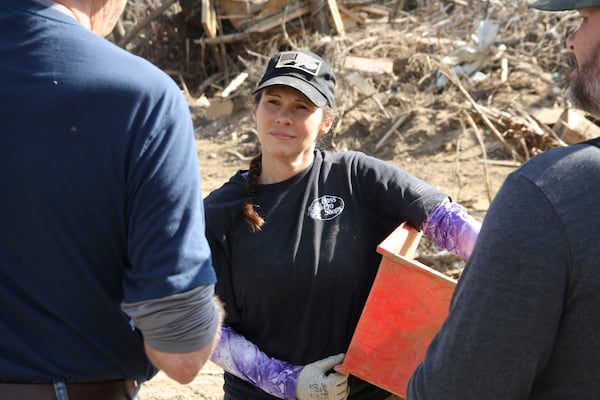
115 1 591 163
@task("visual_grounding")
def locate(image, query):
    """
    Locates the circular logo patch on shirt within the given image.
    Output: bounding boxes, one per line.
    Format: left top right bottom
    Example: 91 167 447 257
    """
307 195 345 220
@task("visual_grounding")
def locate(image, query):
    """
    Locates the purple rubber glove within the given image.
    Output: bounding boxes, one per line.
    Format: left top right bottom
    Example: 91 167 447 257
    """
421 198 481 260
210 325 302 399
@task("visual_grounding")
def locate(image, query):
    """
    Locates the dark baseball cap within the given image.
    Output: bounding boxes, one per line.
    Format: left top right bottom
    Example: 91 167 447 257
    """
253 50 336 107
528 0 600 10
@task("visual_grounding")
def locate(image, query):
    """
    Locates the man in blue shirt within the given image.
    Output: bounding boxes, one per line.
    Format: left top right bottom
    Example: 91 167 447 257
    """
0 0 221 399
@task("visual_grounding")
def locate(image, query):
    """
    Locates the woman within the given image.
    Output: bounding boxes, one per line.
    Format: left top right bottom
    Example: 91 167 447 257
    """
204 50 480 400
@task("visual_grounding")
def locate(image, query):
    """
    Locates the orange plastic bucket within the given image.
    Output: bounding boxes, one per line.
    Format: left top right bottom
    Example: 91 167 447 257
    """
335 223 457 398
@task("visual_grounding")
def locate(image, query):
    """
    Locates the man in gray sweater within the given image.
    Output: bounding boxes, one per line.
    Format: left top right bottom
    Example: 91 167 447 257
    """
407 1 600 399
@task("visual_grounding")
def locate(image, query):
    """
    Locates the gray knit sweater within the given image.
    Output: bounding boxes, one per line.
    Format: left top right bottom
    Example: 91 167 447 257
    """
408 139 600 399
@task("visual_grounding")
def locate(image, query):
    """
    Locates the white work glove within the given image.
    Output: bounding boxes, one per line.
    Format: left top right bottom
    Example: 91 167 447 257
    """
295 353 349 400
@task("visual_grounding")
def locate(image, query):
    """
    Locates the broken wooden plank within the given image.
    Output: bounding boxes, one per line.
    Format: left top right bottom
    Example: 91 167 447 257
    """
200 0 226 74
337 3 365 26
529 107 565 126
346 72 390 119
221 72 249 97
246 3 311 33
206 97 234 119
346 72 377 97
326 0 345 35
554 108 600 144
311 0 329 33
375 111 414 151
257 0 288 18
358 4 390 18
193 31 253 45
201 0 217 38
344 55 394 74
216 0 266 28
389 0 404 21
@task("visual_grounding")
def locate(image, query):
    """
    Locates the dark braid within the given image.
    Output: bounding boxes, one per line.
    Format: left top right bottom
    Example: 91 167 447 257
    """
243 154 265 232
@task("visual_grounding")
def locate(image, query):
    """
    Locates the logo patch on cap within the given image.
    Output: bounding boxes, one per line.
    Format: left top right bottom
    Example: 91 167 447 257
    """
275 51 321 76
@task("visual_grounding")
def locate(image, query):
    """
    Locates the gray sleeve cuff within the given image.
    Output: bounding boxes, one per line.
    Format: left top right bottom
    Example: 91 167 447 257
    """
122 284 219 353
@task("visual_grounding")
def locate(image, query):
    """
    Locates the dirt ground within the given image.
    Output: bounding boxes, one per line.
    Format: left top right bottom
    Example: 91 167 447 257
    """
127 1 579 398
139 363 225 400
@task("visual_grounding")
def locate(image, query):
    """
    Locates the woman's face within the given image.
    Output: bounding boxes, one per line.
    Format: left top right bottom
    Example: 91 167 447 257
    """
252 85 333 163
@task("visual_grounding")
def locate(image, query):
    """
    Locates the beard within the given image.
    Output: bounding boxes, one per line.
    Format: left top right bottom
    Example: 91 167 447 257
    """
568 45 600 117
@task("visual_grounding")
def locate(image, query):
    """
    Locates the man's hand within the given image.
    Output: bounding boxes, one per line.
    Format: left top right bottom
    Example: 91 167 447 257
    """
296 353 349 400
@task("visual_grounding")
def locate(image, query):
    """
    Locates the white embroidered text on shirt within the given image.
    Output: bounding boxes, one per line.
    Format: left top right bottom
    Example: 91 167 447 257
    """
307 195 345 220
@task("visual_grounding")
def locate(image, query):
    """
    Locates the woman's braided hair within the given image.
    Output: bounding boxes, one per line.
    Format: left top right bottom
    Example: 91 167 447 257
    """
243 154 264 232
242 89 337 232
